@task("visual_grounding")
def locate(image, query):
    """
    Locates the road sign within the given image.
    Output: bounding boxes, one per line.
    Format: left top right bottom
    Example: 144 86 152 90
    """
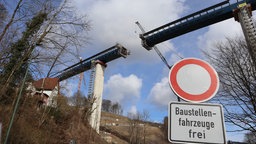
169 58 219 103
168 102 226 144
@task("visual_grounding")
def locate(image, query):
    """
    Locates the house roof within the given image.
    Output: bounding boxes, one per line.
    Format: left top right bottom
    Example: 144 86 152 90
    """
33 78 59 90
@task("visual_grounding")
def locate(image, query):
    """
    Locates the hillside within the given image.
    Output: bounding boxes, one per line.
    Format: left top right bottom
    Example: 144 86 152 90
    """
100 112 169 144
1 94 169 144
0 95 108 144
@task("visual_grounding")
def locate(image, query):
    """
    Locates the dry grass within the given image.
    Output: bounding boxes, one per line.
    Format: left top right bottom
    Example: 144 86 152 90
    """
0 95 108 144
100 112 170 144
1 94 169 144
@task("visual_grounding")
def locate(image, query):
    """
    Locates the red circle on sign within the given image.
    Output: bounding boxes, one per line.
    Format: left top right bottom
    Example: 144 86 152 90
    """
169 58 219 103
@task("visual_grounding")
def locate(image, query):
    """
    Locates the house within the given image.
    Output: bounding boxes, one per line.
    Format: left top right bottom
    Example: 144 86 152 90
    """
30 77 59 107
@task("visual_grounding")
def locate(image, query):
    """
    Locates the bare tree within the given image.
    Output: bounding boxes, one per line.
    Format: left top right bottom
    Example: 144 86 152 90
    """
0 11 48 102
0 3 7 27
111 102 123 115
127 110 150 144
127 112 140 144
0 0 22 43
0 0 90 99
204 37 256 135
244 131 256 144
102 99 112 112
70 91 87 108
31 0 90 78
162 116 168 142
141 110 149 144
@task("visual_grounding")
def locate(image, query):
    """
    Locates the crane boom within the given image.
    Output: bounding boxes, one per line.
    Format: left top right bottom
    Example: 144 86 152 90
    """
136 21 171 69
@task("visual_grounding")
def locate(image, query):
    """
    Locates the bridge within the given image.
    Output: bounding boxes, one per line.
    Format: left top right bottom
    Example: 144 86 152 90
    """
51 44 130 81
50 43 130 133
139 0 256 50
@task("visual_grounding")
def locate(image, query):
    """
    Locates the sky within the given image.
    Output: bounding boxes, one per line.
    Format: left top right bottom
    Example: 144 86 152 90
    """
62 0 249 142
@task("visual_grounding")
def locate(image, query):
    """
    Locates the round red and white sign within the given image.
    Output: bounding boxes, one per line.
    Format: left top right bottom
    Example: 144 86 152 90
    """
169 58 219 103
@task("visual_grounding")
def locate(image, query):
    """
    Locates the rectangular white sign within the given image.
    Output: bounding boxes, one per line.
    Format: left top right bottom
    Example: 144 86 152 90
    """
168 102 226 144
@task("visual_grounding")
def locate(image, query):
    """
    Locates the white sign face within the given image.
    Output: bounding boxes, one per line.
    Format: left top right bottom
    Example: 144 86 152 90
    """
168 102 226 144
169 58 219 103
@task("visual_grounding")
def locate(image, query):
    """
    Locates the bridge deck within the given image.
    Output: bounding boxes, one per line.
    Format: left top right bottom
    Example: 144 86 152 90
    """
52 44 130 81
140 0 256 49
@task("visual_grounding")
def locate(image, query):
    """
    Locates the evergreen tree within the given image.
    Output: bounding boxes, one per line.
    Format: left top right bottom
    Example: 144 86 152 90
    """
0 12 47 96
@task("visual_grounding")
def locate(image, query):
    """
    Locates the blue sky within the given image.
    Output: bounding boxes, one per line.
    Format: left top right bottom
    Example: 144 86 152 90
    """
60 0 248 141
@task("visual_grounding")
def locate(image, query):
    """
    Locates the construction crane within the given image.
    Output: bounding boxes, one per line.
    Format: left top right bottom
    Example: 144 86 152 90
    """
136 21 171 69
51 43 130 133
139 0 256 49
136 21 181 101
